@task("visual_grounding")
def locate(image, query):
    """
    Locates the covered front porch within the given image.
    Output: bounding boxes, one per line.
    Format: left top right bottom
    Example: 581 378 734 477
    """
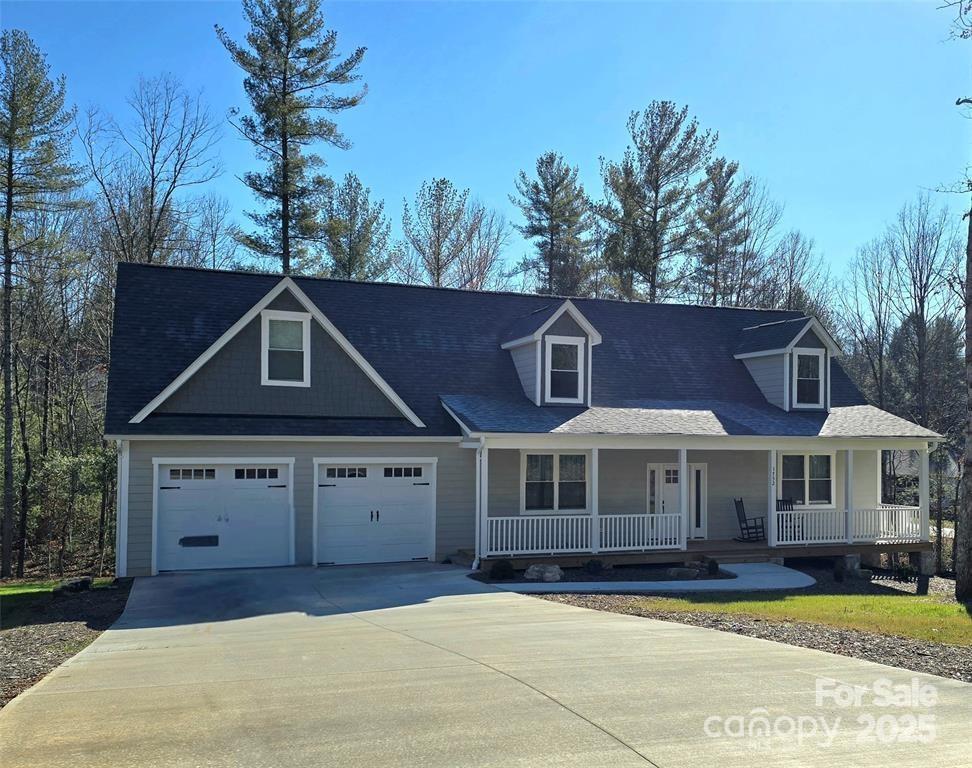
471 438 931 562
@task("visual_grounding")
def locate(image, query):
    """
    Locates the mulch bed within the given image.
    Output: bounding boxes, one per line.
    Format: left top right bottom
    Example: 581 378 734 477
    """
0 582 132 708
474 563 729 584
538 567 972 684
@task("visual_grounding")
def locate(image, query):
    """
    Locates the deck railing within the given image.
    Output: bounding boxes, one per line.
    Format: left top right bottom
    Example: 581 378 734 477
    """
485 515 593 557
852 505 922 543
775 508 846 545
599 513 681 552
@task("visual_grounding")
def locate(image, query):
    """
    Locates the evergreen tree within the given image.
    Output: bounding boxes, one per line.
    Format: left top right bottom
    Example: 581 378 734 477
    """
216 0 366 274
691 157 750 305
599 102 716 301
323 172 391 281
0 30 81 576
511 152 592 296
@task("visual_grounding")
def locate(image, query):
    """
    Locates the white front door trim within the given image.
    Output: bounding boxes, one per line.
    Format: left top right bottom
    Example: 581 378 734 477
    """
312 456 438 566
151 456 295 575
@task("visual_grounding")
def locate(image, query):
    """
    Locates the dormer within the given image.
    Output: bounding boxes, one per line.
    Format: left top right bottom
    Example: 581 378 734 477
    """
734 316 841 412
501 300 602 407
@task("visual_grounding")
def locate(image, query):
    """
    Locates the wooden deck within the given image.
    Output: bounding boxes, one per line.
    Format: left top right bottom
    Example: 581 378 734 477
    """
474 538 932 569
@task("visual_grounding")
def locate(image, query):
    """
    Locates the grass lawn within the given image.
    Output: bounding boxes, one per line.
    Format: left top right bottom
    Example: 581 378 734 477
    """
0 578 114 630
626 592 972 645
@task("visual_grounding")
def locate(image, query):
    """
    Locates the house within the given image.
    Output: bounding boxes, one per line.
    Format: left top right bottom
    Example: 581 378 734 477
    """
106 263 939 577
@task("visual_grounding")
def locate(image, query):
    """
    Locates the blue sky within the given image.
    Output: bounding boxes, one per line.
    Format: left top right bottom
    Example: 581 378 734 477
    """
4 1 970 275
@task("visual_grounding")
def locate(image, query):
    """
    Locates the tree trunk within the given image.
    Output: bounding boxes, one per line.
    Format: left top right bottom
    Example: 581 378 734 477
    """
1 143 15 578
957 195 972 601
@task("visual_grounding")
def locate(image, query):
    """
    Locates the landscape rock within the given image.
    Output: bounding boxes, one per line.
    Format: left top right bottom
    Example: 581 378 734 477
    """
524 564 563 583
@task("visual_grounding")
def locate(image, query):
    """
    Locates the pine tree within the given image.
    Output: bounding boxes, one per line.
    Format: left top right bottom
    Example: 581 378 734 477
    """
323 172 391 281
216 0 366 274
0 30 81 576
599 102 716 301
692 157 750 305
511 152 592 296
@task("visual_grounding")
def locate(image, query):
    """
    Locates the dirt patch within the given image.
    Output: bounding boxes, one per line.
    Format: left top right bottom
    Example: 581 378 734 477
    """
0 582 132 708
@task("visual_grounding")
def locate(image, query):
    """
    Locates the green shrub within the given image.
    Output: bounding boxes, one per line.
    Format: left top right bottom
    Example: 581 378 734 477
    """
489 559 515 580
583 559 604 575
707 559 720 577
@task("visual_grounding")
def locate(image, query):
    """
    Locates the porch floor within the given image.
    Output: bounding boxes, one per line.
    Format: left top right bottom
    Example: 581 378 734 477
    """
475 538 931 570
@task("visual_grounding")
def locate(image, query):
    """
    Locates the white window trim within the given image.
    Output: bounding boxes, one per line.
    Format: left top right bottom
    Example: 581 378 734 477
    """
519 450 589 514
791 348 825 409
261 309 311 387
544 335 585 405
778 451 836 509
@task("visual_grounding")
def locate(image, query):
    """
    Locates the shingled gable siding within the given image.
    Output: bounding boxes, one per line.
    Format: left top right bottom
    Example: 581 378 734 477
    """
156 292 402 418
509 342 539 403
482 447 879 542
743 355 786 410
540 313 590 406
124 439 475 576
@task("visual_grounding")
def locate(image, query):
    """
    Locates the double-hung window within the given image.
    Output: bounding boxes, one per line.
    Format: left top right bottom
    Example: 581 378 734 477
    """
545 336 585 404
261 310 310 387
780 453 833 507
523 452 587 512
792 349 824 408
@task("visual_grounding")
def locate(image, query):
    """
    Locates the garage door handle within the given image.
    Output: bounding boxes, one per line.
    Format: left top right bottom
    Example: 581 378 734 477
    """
319 483 336 488
376 510 380 522
413 482 430 486
159 486 181 490
370 510 374 522
267 484 286 488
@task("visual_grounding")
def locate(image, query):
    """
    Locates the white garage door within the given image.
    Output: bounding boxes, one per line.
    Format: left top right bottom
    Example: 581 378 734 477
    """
157 462 292 572
316 461 435 565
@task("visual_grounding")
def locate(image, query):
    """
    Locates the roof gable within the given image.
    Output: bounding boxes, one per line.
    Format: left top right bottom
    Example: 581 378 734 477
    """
501 299 602 348
734 316 840 358
125 276 424 427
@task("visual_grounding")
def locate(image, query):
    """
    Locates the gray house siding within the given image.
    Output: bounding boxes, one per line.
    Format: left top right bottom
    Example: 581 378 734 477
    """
157 292 401 419
743 355 786 410
794 327 826 349
125 439 474 576
508 342 538 404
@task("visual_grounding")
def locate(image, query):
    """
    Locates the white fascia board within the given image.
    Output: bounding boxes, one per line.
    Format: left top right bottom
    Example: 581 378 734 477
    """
500 336 535 351
439 401 474 437
733 348 789 360
105 434 462 442
128 277 425 428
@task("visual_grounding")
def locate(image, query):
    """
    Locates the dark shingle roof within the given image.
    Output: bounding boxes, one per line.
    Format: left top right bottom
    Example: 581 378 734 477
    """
502 303 561 344
735 317 812 356
105 263 928 439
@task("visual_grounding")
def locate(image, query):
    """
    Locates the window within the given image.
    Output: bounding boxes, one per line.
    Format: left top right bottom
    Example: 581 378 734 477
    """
234 467 280 480
779 453 833 507
792 349 824 408
325 466 368 479
169 467 216 481
261 310 310 387
523 452 587 512
544 336 585 404
383 466 423 478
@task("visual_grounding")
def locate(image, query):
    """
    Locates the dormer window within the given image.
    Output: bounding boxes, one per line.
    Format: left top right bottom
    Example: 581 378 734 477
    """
261 310 310 387
793 349 824 408
545 336 584 404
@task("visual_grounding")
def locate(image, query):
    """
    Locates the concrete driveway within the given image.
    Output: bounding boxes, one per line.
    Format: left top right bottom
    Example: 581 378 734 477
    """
1 564 969 768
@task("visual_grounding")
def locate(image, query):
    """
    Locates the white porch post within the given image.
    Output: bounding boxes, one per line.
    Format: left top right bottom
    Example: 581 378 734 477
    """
480 444 490 559
679 448 688 550
918 445 930 542
767 449 777 547
876 449 883 505
844 449 854 543
473 444 482 568
590 447 600 553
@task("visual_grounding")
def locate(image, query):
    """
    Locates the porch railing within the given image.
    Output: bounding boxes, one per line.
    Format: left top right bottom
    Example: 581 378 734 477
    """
599 513 681 552
775 505 923 545
486 515 592 557
776 508 846 545
852 505 922 543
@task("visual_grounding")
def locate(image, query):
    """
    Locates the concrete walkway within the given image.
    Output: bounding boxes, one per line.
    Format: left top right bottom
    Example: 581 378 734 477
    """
1 564 969 768
496 562 817 594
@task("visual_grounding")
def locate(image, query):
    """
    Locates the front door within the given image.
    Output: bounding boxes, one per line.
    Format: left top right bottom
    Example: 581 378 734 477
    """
649 463 707 539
